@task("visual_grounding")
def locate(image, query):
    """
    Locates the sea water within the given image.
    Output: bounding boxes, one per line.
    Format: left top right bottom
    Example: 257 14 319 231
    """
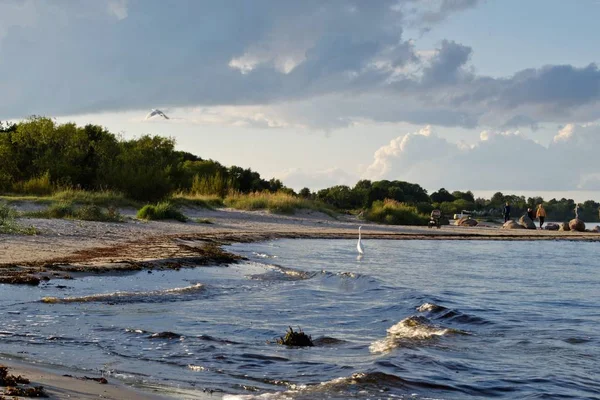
1 239 599 399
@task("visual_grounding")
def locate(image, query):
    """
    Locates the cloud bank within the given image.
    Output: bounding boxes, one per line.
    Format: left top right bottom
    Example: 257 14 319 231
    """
365 124 600 192
1 0 599 131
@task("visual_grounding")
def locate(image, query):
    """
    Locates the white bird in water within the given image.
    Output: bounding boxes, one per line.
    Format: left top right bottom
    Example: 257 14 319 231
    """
357 225 364 255
145 109 170 120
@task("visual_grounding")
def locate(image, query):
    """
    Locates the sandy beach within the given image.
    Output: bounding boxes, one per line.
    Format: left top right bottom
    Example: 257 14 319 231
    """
1 206 599 398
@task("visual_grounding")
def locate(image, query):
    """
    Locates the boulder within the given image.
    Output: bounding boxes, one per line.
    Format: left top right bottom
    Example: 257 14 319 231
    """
544 223 559 231
518 215 536 229
593 225 600 233
458 216 478 227
569 219 586 232
501 220 524 229
558 222 570 231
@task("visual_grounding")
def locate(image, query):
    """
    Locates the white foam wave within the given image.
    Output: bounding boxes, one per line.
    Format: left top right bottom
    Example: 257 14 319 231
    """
417 302 444 312
369 316 452 353
41 283 204 303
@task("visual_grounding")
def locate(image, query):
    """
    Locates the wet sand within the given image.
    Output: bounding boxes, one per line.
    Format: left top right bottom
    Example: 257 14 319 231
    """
0 360 174 400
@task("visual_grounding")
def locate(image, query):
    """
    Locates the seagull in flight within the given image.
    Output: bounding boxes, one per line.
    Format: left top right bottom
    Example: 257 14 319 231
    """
145 109 170 120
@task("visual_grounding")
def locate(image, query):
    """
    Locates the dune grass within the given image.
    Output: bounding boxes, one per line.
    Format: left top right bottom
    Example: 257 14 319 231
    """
0 202 38 235
224 191 336 216
24 202 124 222
169 192 224 209
365 199 429 226
136 202 187 222
50 189 139 207
1 189 139 208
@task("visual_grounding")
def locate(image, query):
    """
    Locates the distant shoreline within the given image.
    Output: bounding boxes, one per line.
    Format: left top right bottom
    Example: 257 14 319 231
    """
1 207 599 285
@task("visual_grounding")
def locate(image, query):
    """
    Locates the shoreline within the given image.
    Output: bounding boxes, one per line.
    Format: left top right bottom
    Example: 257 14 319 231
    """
1 207 599 398
0 358 173 400
2 207 600 284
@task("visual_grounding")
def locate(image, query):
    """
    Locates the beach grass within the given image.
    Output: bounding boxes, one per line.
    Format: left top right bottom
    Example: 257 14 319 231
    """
1 189 139 208
136 202 187 222
196 218 214 224
169 192 224 209
224 191 337 216
50 189 139 208
0 202 38 235
24 202 124 222
365 199 429 226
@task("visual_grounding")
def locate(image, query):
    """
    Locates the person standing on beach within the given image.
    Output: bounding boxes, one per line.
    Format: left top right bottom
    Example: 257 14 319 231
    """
536 204 546 229
527 207 535 221
503 202 511 222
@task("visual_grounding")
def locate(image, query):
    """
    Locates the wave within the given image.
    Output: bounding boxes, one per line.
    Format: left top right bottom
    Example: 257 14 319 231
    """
417 302 448 313
312 336 347 346
253 252 278 259
40 283 204 304
417 302 489 325
370 316 466 353
222 371 454 400
249 264 315 281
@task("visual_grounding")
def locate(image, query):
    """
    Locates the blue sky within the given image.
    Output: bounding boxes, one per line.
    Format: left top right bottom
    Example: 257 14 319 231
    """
415 0 600 77
1 0 600 201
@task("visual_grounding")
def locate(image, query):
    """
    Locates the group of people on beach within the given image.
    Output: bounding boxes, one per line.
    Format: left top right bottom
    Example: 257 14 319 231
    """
503 202 546 229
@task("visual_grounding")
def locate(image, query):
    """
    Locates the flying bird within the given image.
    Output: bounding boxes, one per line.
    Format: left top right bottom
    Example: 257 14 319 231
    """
145 109 170 120
357 226 364 255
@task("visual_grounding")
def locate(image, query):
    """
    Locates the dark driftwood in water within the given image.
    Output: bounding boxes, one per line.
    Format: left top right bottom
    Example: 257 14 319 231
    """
277 326 314 347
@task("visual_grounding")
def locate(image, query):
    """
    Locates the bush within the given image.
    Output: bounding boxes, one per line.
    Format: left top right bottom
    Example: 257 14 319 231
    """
41 202 75 219
25 202 122 222
0 202 37 235
136 202 187 222
365 199 429 226
11 171 53 196
51 189 137 208
76 205 123 222
224 191 335 216
170 192 224 209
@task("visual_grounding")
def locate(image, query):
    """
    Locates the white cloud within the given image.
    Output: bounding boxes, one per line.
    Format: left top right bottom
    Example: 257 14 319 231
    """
1 0 600 136
553 124 575 143
107 0 128 20
365 124 600 191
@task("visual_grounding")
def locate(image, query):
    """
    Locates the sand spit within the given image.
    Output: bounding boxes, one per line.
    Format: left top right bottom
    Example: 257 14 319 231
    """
1 207 599 285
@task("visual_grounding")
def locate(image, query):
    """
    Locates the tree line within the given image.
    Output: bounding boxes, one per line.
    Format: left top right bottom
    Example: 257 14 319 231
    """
1 117 598 222
0 117 284 201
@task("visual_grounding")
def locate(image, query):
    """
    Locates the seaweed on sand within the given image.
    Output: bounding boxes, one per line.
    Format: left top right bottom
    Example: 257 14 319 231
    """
0 365 48 397
276 326 314 347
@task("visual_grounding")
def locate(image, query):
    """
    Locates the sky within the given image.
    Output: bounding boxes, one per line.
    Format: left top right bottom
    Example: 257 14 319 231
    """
1 0 600 202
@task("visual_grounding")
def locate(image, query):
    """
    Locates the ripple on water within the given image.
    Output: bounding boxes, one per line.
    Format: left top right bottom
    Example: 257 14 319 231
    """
40 283 205 304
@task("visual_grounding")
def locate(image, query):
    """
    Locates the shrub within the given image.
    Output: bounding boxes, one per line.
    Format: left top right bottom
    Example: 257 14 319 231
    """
40 202 75 219
24 202 122 222
136 202 187 222
224 191 335 216
51 189 137 208
11 171 53 196
365 199 429 226
76 205 123 222
170 192 224 209
0 202 37 235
